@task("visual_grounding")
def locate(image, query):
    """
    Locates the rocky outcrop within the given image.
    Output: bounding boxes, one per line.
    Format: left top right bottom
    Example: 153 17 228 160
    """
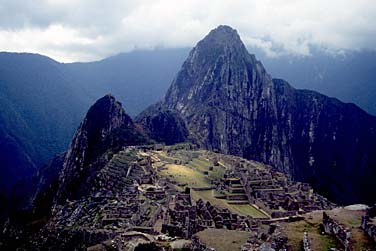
55 94 148 203
30 153 65 216
136 106 188 145
150 25 376 204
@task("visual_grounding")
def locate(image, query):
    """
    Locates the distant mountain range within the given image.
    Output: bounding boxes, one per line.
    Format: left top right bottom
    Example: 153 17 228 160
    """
259 48 376 116
0 53 86 198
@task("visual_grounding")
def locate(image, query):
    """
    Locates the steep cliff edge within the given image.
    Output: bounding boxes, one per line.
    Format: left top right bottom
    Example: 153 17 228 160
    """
146 25 376 204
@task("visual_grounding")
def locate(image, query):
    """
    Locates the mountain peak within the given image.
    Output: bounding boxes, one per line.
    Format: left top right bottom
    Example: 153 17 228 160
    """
162 26 376 204
164 25 259 108
189 25 250 64
199 25 243 49
55 94 146 203
208 25 239 38
103 93 115 99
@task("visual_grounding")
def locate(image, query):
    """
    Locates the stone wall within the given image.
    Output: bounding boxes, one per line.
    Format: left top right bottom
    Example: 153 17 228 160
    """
322 212 353 251
146 205 163 227
361 218 376 243
191 235 216 251
361 205 376 244
303 231 311 251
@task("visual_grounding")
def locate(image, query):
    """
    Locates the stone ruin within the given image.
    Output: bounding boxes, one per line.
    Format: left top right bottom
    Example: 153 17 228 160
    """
239 224 288 251
87 231 161 251
24 146 338 250
214 152 335 219
361 204 376 244
162 192 198 238
191 235 216 251
162 189 260 239
323 212 353 251
303 231 311 251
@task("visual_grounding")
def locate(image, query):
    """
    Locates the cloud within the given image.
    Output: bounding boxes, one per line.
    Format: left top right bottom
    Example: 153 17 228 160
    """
0 25 104 61
0 0 375 62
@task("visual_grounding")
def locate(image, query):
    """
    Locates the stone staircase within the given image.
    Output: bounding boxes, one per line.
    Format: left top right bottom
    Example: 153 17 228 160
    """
224 178 249 205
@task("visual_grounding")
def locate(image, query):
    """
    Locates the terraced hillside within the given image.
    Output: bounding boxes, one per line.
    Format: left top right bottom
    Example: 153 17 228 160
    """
148 148 269 219
146 146 334 221
5 143 374 251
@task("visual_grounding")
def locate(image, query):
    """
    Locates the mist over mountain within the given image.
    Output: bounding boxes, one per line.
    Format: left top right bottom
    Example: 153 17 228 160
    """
256 48 376 116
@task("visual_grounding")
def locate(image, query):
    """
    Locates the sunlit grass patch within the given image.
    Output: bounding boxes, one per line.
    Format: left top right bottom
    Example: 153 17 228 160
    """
159 164 211 188
191 190 268 218
196 229 250 251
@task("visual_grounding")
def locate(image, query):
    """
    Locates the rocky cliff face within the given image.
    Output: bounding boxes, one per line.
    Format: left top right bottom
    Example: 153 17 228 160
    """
55 94 148 203
154 25 376 204
136 106 189 145
29 154 65 217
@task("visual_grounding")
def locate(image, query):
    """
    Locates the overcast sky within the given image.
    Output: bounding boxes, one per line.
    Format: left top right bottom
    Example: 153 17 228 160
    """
0 0 375 62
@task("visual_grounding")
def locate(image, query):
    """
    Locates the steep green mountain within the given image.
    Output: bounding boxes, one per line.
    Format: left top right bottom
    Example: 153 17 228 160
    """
141 25 376 204
55 94 148 203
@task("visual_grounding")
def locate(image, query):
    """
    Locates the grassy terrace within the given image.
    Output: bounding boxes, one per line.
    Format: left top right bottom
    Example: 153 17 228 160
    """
187 157 226 182
191 189 268 218
282 219 340 251
326 208 376 251
155 151 268 219
281 209 376 251
196 229 250 251
159 163 211 188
